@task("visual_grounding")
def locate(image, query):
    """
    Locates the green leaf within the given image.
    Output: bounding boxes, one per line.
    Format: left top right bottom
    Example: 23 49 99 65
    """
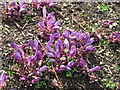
46 62 51 66
66 71 72 77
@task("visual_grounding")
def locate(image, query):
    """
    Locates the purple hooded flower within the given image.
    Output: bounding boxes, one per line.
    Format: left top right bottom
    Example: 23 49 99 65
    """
55 51 60 58
65 66 71 71
54 21 60 26
14 52 22 62
3 0 27 20
63 30 70 38
34 40 39 49
67 61 75 67
0 72 8 89
58 38 63 50
46 53 55 57
20 75 26 81
47 59 56 62
69 31 78 39
43 6 47 18
54 41 59 51
39 66 48 72
60 65 66 69
109 32 120 43
18 49 24 57
85 46 96 52
69 45 76 58
64 38 69 51
35 50 43 60
38 22 45 29
89 66 101 72
11 42 19 51
80 58 87 69
46 45 55 53
29 40 34 49
32 77 40 83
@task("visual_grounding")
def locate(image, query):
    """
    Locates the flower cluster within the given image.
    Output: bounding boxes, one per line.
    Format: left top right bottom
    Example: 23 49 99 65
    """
32 0 54 10
2 1 28 20
109 32 120 43
45 30 100 81
0 72 8 89
94 32 120 44
10 40 48 86
37 7 60 40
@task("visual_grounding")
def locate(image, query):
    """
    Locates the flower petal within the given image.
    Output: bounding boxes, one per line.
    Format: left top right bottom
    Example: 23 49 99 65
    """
89 66 101 72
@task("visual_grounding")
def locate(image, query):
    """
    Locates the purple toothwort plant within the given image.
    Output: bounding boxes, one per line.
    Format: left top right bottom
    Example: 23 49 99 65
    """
37 6 60 40
10 40 48 86
2 0 28 20
45 30 97 73
32 0 54 10
0 72 8 89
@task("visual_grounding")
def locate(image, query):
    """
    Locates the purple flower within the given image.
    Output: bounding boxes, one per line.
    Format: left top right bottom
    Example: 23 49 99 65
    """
43 6 47 18
38 22 45 29
0 72 8 89
32 77 40 83
64 38 69 51
54 41 59 51
69 31 78 39
54 21 60 26
47 59 56 62
80 58 87 69
46 53 55 57
34 40 39 49
20 75 26 81
39 66 48 72
58 38 63 50
89 66 101 72
85 46 96 52
18 49 24 57
67 61 75 67
55 51 60 58
14 52 22 62
69 45 76 58
29 40 34 48
11 42 19 51
46 45 55 53
109 32 120 43
63 30 70 38
65 66 71 71
3 1 28 20
35 51 43 60
60 65 66 69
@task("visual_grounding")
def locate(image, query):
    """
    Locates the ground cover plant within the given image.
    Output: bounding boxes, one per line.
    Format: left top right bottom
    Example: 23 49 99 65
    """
0 1 120 90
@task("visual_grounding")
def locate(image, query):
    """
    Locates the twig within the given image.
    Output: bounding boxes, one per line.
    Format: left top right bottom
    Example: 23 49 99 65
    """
22 20 29 30
13 20 22 29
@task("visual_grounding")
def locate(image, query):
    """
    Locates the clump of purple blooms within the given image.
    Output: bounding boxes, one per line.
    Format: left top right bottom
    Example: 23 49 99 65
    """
37 6 60 40
8 31 101 87
94 32 120 44
45 30 100 81
10 40 48 86
2 0 28 20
